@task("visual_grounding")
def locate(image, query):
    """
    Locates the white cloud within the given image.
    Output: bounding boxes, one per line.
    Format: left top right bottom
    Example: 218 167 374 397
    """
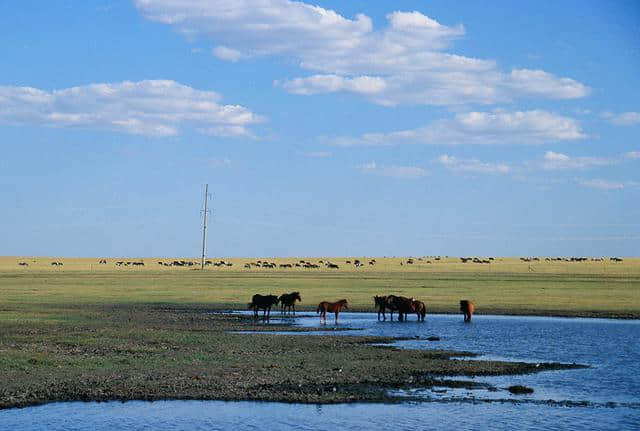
438 154 510 174
576 178 626 190
601 111 640 126
209 157 232 167
0 80 263 137
625 151 640 159
358 161 428 179
213 46 244 62
134 0 589 106
280 75 386 96
302 151 331 158
332 110 585 146
541 151 615 170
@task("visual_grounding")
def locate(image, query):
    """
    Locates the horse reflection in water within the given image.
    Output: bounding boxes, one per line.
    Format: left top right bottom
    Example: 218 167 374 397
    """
317 299 349 324
248 294 279 320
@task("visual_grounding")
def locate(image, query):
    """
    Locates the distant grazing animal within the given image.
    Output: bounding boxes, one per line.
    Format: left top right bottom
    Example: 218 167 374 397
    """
248 294 279 319
317 299 348 324
18 262 29 267
460 300 475 322
279 292 301 315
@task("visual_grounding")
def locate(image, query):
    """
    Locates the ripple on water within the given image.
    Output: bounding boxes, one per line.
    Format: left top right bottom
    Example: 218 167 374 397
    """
0 400 638 431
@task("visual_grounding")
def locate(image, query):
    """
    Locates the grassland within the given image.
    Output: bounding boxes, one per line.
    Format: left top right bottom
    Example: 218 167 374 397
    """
2 256 639 318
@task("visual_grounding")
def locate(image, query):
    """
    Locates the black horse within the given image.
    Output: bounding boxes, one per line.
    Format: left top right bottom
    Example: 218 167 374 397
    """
248 294 279 319
278 292 301 315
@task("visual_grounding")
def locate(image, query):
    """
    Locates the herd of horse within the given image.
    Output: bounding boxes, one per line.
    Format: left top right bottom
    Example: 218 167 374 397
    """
248 293 475 324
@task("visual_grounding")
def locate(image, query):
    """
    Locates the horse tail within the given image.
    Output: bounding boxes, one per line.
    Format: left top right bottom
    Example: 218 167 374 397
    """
248 302 254 309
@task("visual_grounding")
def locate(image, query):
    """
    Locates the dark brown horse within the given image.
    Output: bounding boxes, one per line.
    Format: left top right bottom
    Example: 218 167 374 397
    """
374 295 388 321
460 300 475 322
317 299 348 324
279 292 301 315
374 294 404 321
248 294 279 319
392 296 415 322
387 295 418 321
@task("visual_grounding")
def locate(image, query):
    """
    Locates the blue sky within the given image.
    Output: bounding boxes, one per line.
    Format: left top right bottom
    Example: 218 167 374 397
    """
1 0 639 258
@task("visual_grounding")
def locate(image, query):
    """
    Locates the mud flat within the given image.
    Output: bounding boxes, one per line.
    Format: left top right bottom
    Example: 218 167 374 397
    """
0 304 585 409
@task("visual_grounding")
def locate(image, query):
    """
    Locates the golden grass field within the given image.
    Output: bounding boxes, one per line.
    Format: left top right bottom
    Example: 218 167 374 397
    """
2 255 639 318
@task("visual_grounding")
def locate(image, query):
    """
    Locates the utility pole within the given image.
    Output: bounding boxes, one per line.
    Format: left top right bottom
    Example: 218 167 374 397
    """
201 184 211 270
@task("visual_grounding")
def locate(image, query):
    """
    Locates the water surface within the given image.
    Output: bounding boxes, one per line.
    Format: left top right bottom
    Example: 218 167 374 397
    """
2 312 639 430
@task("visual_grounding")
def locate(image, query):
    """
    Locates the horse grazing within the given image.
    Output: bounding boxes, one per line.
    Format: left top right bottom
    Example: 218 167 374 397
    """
279 292 301 315
248 294 279 319
317 299 348 324
460 300 475 322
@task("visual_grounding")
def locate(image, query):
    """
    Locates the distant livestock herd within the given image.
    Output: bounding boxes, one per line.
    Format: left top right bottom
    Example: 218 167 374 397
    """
13 256 627 269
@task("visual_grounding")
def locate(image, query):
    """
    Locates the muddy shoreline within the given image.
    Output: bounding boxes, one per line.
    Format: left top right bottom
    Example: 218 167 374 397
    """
0 305 586 410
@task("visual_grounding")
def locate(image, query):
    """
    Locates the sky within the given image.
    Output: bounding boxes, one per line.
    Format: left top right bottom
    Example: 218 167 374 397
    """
1 0 639 258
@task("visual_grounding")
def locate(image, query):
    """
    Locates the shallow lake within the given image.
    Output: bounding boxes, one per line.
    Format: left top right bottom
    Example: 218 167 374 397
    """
2 312 639 430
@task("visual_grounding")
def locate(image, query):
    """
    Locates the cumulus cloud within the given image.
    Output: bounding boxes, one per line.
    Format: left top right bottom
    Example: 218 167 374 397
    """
438 154 510 174
332 110 585 146
0 80 263 137
625 151 640 160
358 161 428 179
601 111 640 126
134 0 589 106
280 75 386 96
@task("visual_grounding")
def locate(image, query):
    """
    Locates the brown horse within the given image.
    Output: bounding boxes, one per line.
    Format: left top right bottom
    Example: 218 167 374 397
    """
248 294 279 319
279 292 301 315
412 300 427 322
317 299 348 324
460 300 475 322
